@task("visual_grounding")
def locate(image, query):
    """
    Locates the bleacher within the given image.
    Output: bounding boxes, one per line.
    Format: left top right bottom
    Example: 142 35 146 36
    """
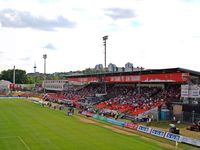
43 83 181 115
97 85 180 115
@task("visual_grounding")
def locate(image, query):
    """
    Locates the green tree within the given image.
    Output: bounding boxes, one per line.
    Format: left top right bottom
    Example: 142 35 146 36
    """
82 68 105 75
27 75 43 84
27 76 35 84
0 69 28 84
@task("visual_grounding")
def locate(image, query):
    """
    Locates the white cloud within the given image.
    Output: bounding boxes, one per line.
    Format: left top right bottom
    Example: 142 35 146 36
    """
104 8 136 20
43 43 56 50
0 0 200 73
0 9 76 30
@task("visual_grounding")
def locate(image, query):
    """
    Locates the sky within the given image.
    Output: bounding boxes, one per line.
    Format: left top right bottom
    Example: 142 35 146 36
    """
0 0 200 73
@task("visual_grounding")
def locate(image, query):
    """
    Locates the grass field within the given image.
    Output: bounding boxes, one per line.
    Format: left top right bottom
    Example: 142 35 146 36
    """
0 98 182 150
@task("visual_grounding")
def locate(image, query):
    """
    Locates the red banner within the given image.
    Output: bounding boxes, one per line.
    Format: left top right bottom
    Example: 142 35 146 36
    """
9 84 15 89
81 111 93 117
67 73 189 83
105 73 189 83
68 77 99 83
124 122 138 130
105 75 140 82
141 73 189 83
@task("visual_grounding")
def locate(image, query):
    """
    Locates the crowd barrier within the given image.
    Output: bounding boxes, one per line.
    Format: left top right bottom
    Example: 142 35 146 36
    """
81 111 93 117
124 122 138 130
181 136 200 147
137 125 152 134
93 114 107 121
92 114 125 126
164 132 182 142
81 112 200 148
150 129 165 138
106 118 125 126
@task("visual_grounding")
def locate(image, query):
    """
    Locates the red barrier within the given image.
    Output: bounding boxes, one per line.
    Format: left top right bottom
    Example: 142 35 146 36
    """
124 122 138 130
81 111 93 117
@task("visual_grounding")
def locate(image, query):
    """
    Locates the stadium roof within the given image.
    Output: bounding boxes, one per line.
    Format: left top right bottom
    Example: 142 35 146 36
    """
64 68 200 78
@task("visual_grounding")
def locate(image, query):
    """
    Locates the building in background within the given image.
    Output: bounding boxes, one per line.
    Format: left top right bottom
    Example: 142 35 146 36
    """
125 62 134 72
108 63 117 72
95 64 103 71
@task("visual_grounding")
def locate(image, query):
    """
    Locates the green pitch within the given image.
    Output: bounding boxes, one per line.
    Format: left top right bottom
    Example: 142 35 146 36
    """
0 98 168 150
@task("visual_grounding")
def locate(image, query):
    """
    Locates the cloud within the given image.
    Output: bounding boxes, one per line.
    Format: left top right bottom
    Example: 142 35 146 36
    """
20 57 31 61
104 8 136 20
181 0 200 3
131 21 142 28
0 51 4 54
193 35 200 38
0 9 76 30
43 43 56 50
38 0 61 3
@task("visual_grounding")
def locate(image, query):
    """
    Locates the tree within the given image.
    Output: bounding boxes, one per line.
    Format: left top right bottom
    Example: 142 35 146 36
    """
0 69 28 84
82 68 105 75
27 76 35 84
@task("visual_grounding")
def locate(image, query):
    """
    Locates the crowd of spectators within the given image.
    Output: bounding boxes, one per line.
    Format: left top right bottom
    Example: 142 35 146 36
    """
43 84 106 106
43 83 180 115
43 93 66 102
97 85 180 115
63 84 106 101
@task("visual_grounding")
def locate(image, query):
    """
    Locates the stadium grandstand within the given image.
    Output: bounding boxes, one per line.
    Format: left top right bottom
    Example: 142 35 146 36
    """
42 67 200 122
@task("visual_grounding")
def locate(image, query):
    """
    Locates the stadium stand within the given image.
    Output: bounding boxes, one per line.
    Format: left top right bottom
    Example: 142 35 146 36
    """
42 83 180 116
42 68 200 117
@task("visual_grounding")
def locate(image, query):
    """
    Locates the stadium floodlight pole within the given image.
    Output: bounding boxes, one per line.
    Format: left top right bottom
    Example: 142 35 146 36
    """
103 35 108 70
43 54 47 94
34 62 37 86
103 35 108 94
34 62 37 74
13 65 15 85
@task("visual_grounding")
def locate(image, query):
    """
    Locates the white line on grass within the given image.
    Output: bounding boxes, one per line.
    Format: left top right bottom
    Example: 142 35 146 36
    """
0 136 31 150
18 136 31 150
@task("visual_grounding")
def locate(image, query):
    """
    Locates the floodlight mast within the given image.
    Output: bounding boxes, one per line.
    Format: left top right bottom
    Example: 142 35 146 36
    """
103 36 108 94
13 65 15 85
103 35 108 70
43 54 47 94
34 62 37 86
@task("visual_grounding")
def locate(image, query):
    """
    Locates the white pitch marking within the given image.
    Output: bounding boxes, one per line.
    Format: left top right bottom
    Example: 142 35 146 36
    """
18 136 31 150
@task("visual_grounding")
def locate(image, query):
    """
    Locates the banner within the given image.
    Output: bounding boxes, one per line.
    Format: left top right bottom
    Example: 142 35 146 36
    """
68 77 99 83
164 132 182 142
141 73 188 83
81 111 93 117
92 114 99 119
181 85 189 97
106 118 125 126
150 129 165 137
89 113 200 147
181 136 200 147
105 75 140 82
124 122 138 130
67 72 189 83
137 125 152 133
9 84 15 89
181 84 200 98
190 85 200 98
92 114 107 121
